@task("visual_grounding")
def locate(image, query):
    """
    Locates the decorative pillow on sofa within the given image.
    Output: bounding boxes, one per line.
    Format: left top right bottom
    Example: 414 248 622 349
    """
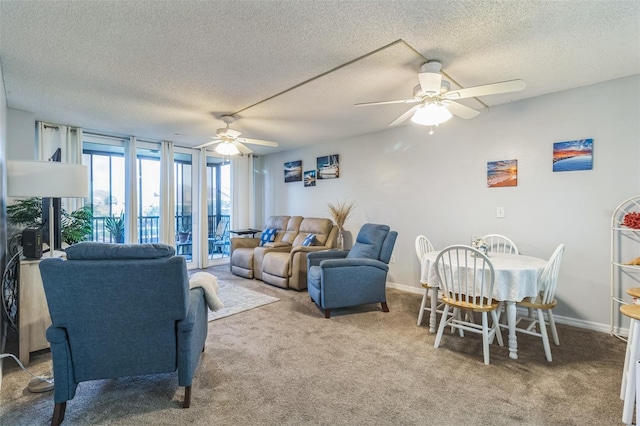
302 233 316 246
260 228 277 246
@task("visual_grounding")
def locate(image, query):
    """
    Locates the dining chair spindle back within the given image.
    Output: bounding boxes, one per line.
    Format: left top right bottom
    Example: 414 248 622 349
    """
512 244 565 362
482 234 519 255
433 245 503 365
415 235 438 327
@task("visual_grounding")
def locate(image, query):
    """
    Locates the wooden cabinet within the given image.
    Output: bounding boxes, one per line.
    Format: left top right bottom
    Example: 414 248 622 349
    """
18 250 66 365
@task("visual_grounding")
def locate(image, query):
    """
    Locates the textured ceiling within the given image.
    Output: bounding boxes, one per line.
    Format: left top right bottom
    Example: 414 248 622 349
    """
1 1 639 155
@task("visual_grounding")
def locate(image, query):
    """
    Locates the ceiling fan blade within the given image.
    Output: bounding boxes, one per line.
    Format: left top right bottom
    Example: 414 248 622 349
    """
194 139 222 149
443 100 481 119
388 104 421 126
241 138 279 147
354 99 420 107
443 79 526 100
234 141 253 155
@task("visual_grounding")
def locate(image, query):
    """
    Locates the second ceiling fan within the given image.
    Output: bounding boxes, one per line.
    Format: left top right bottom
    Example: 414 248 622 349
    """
355 61 526 129
195 115 278 155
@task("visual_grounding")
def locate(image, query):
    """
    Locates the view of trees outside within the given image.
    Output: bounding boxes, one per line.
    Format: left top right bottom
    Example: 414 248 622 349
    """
85 152 125 217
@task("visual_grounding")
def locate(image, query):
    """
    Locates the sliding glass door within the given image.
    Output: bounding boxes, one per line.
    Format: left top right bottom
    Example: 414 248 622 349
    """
206 156 231 264
82 135 232 269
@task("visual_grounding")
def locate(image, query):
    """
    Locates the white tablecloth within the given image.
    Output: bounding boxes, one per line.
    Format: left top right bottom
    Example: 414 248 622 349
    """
420 251 548 302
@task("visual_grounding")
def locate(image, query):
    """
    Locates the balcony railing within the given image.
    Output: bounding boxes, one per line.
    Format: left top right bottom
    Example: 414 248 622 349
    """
91 215 230 244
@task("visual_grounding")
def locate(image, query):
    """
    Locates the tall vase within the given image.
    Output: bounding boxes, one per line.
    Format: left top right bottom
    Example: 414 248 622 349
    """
337 228 344 251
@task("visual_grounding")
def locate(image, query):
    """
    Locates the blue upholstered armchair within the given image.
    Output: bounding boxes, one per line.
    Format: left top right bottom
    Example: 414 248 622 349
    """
307 223 398 318
39 242 209 426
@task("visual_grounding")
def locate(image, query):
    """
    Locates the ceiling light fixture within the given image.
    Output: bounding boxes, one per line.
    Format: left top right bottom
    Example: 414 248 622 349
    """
214 141 240 156
410 102 453 127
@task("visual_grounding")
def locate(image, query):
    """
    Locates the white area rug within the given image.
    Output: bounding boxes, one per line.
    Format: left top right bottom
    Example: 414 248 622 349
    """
208 279 280 321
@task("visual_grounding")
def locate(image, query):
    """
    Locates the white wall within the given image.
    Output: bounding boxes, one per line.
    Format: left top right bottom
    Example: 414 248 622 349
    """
261 75 640 330
6 108 36 160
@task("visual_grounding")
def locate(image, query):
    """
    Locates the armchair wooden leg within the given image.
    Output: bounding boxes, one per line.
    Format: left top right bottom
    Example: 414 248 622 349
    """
183 385 192 408
381 302 389 312
51 402 66 426
324 309 331 319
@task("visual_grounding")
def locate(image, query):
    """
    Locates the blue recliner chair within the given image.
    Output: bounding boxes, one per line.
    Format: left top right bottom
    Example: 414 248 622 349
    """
39 242 208 426
307 223 398 318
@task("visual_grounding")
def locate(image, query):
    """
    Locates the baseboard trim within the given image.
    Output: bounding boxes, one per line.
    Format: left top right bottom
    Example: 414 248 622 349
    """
386 280 612 334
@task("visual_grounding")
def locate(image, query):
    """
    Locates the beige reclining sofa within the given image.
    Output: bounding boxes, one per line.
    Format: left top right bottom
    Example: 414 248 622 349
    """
229 215 337 290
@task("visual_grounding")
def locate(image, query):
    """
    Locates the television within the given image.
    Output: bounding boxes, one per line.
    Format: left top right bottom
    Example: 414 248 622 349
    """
42 148 63 251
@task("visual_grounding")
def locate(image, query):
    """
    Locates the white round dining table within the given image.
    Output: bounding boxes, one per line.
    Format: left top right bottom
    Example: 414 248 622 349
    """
420 251 548 360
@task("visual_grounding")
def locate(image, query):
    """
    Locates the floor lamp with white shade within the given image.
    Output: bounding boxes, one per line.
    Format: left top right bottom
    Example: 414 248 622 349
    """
4 160 88 392
7 160 89 257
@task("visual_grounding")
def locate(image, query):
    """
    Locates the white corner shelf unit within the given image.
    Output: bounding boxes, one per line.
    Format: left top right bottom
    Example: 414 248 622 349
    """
611 195 640 342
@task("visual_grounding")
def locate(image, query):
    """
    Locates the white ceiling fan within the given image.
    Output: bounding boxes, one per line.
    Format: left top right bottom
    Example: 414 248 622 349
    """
355 61 526 130
194 115 278 155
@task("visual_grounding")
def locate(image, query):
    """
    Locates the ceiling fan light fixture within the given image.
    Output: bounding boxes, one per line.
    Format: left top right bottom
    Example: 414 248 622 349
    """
215 141 240 156
410 103 453 126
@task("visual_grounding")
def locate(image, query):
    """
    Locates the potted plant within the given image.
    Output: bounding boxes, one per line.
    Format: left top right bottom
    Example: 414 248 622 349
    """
105 213 125 243
7 197 93 253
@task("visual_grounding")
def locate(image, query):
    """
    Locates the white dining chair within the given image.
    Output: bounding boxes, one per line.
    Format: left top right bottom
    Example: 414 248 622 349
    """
512 244 565 362
415 235 436 327
482 234 519 255
433 245 503 365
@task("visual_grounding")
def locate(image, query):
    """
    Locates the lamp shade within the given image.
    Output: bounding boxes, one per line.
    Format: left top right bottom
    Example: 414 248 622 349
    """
215 142 240 156
411 103 453 126
7 160 89 198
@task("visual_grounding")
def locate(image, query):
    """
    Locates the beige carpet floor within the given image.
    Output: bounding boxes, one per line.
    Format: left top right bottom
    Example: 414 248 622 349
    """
0 264 628 425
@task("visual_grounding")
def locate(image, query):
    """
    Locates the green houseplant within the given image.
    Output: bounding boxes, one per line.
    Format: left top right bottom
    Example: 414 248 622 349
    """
7 197 93 250
105 213 125 243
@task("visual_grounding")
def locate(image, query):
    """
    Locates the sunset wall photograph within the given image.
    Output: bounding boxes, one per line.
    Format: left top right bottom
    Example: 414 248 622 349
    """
487 159 518 188
553 138 593 172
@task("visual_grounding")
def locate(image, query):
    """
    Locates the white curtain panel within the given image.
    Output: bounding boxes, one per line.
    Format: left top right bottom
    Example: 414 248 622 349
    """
124 136 138 244
159 140 176 245
36 121 84 212
231 153 255 230
197 148 209 268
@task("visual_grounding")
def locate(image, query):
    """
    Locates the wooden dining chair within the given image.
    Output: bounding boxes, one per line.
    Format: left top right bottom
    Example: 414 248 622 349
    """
482 234 519 255
433 245 503 365
415 235 437 327
512 244 565 362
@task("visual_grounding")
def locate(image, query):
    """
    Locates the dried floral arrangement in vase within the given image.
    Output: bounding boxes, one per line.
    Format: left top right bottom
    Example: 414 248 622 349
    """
327 200 356 251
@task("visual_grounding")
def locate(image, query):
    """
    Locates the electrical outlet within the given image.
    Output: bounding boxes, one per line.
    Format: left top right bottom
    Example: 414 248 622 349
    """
496 207 505 218
390 255 396 264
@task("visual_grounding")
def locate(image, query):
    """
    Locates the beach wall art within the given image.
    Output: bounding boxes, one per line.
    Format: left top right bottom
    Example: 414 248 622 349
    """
487 159 518 188
284 160 302 182
304 170 316 187
317 154 339 179
553 138 593 172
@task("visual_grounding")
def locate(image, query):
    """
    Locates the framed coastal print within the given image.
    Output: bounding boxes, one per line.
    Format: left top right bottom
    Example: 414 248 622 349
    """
304 170 316 187
284 160 302 182
553 139 593 172
317 154 339 179
487 159 517 188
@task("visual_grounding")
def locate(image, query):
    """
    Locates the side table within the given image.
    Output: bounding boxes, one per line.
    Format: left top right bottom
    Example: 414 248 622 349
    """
19 250 66 365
